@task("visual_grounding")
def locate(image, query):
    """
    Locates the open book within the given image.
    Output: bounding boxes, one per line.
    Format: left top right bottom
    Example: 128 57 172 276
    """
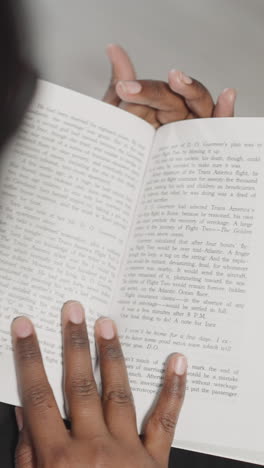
0 80 263 464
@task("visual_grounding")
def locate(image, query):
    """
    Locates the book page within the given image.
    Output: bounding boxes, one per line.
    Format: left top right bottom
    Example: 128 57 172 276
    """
112 118 264 464
0 80 154 412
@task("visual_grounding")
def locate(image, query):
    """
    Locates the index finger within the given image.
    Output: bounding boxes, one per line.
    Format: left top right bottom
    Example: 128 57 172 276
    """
12 317 67 457
103 44 136 106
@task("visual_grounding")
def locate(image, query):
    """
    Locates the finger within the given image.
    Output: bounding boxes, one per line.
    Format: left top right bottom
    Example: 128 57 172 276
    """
168 70 215 118
156 108 194 125
62 301 106 439
116 79 188 118
143 353 187 466
213 88 236 117
15 407 35 468
12 317 67 457
95 317 138 441
103 44 136 106
119 101 161 128
120 101 194 126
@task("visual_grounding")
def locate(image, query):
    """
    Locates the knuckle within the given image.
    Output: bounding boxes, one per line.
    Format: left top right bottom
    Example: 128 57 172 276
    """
159 413 176 434
70 376 97 399
104 387 134 406
144 107 157 124
16 336 41 364
149 412 176 435
101 342 123 361
23 381 53 410
164 377 185 400
156 111 170 125
91 438 112 466
68 325 88 350
189 81 205 99
15 444 34 467
149 80 166 100
44 445 69 468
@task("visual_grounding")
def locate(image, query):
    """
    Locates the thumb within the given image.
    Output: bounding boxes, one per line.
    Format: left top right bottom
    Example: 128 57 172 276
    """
14 407 35 468
102 44 136 106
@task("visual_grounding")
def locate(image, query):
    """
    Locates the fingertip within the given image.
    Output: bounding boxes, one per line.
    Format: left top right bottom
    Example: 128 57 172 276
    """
168 353 188 376
106 43 122 51
105 45 136 83
95 317 116 340
169 70 193 87
221 87 237 102
106 44 124 66
62 301 85 325
106 44 115 65
106 43 119 57
214 88 236 117
106 43 128 61
106 43 116 50
11 317 34 339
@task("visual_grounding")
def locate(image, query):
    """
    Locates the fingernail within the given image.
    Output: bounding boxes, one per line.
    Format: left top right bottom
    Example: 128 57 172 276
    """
170 70 192 85
12 317 33 338
15 407 23 432
96 317 115 340
222 88 237 101
173 354 187 376
63 301 84 325
117 80 142 94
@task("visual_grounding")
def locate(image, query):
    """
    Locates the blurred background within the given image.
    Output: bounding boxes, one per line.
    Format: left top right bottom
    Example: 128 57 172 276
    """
21 0 264 117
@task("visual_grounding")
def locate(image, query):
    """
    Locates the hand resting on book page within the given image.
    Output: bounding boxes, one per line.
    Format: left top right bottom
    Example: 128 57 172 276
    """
103 44 236 127
13 302 187 468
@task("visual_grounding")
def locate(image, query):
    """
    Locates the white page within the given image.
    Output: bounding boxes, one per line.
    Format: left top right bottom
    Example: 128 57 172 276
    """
112 118 264 464
0 80 154 413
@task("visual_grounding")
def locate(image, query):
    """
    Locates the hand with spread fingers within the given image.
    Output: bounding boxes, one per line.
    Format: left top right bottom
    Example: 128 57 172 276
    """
103 44 236 128
13 301 187 468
